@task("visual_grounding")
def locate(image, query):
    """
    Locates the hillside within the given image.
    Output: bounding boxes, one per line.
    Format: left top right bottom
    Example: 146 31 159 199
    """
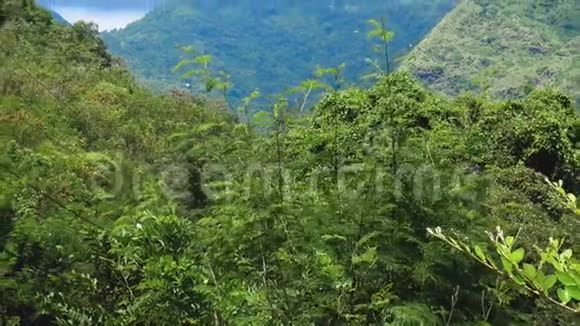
1 1 580 325
403 0 580 105
101 0 456 101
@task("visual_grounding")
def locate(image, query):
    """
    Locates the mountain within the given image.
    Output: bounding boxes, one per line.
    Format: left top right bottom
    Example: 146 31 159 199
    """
402 0 580 105
101 0 456 101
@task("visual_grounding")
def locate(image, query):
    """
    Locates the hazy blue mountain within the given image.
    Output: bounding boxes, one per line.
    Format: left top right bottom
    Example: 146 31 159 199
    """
101 1 456 102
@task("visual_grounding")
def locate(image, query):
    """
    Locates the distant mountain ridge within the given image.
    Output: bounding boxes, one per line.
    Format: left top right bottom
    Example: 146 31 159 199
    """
101 1 456 101
48 9 69 25
402 0 580 105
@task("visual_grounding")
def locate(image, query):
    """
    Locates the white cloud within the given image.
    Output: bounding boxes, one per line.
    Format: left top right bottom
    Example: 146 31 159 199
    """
53 6 147 31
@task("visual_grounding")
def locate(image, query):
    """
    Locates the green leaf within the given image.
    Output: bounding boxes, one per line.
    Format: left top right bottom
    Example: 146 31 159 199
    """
560 249 573 260
195 54 213 66
510 248 525 265
568 286 580 300
572 270 580 284
367 19 381 30
532 271 546 289
522 263 537 280
501 257 513 274
556 271 576 286
550 258 564 272
540 275 558 292
505 236 515 248
557 288 571 304
474 245 486 261
172 59 196 72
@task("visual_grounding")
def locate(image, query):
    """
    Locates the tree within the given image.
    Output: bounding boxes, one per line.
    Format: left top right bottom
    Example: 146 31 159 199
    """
368 18 395 75
173 47 235 111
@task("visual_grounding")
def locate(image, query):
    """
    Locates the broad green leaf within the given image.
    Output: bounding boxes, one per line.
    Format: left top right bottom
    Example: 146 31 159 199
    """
510 248 525 264
540 275 558 292
522 263 537 280
501 257 513 274
551 259 564 272
532 271 546 289
567 286 580 300
571 271 580 284
557 288 571 304
560 249 573 260
556 271 576 286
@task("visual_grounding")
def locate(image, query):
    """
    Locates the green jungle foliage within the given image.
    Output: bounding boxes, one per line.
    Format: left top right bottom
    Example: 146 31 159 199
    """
430 181 580 316
100 0 456 103
1 1 579 325
403 0 580 108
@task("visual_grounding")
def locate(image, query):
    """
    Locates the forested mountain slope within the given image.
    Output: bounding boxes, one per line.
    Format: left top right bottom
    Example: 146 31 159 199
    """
403 0 580 105
101 0 456 101
1 1 579 325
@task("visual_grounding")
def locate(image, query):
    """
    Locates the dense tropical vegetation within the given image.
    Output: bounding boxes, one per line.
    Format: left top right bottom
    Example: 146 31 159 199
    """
1 1 579 325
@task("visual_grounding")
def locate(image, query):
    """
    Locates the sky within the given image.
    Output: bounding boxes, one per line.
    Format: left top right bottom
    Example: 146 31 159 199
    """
52 7 148 31
37 0 163 31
